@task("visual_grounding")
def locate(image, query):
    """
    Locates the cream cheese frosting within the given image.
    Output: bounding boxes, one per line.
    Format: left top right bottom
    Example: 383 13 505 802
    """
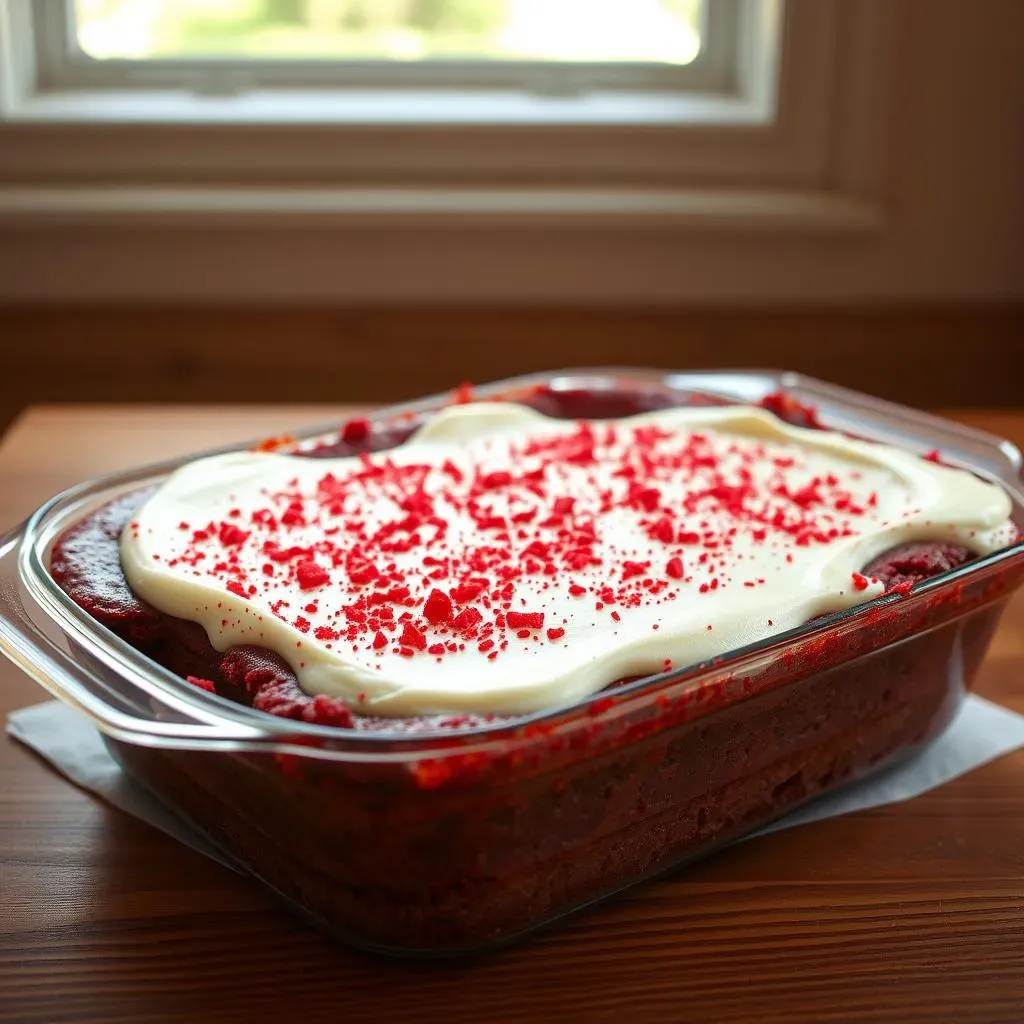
120 403 1017 716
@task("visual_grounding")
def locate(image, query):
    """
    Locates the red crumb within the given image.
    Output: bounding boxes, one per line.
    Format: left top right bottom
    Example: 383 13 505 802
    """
341 417 371 444
400 623 427 651
506 611 545 630
423 588 454 626
296 560 331 591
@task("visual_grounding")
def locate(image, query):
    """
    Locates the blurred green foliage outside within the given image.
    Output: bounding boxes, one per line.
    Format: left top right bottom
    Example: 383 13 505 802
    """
76 0 703 63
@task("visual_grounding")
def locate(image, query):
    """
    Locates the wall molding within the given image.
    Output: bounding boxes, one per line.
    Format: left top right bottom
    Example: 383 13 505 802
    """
0 185 881 229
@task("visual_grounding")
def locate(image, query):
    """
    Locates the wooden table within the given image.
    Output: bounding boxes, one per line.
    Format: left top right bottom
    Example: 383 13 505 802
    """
2 406 1023 1024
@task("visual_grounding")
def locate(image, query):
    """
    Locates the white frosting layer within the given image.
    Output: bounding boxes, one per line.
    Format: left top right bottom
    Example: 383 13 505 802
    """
120 403 1017 716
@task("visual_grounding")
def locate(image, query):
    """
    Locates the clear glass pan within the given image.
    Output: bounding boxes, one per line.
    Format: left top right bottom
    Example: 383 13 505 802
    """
2 368 1023 954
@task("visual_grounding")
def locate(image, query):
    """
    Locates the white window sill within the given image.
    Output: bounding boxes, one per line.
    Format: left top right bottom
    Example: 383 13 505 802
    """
8 86 768 127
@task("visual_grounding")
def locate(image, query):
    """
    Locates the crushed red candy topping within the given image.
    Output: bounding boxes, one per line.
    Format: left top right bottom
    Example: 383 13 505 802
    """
506 611 545 630
295 560 330 591
423 588 454 625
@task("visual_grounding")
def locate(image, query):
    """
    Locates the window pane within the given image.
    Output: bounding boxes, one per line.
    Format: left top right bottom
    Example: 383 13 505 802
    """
74 0 704 64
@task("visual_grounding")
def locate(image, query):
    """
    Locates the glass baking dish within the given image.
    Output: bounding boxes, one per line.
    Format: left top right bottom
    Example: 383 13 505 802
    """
2 368 1023 956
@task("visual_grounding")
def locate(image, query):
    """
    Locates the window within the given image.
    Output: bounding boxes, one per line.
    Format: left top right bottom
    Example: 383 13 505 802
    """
75 0 706 66
21 0 756 114
0 0 891 269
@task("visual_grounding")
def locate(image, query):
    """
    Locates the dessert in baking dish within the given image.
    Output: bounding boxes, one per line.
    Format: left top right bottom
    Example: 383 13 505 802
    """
38 381 1024 952
52 392 1017 732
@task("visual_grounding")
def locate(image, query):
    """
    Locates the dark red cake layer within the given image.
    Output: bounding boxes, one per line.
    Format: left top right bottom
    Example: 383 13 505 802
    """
863 541 974 589
105 591 1009 951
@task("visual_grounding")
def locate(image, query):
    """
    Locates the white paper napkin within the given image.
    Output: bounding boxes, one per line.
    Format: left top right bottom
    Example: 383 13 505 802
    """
8 695 1024 872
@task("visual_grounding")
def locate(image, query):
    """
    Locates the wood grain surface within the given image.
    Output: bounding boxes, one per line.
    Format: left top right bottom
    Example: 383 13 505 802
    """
1 405 1023 1024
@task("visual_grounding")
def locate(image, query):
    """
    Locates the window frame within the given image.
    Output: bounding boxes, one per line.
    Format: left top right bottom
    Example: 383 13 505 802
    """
0 0 891 235
43 0 735 95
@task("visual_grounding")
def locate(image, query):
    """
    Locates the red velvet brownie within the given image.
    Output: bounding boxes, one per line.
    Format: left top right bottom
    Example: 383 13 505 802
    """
48 385 1024 953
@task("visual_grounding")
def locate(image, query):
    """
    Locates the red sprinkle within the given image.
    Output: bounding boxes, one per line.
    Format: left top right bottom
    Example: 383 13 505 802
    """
506 611 545 630
296 560 330 591
649 517 675 544
451 607 483 633
423 588 454 626
341 417 371 444
218 522 249 547
481 470 512 489
622 560 650 580
400 623 427 651
451 580 485 604
546 627 565 641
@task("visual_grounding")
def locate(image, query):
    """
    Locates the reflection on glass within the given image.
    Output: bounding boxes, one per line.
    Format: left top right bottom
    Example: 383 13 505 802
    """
75 0 704 64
